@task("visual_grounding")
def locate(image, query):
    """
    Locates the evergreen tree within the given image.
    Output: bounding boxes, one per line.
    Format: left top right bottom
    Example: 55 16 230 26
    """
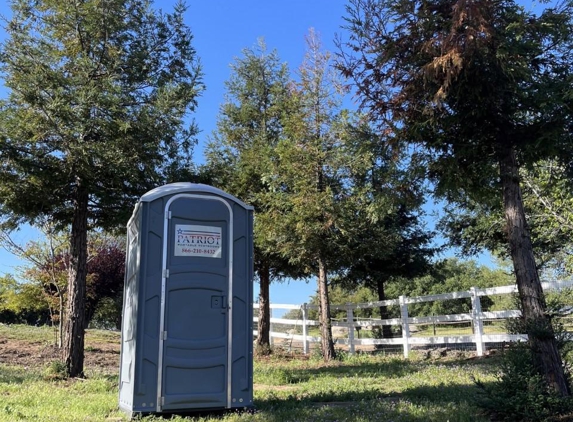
339 0 573 394
337 127 435 338
441 160 573 274
206 39 302 353
0 0 203 377
260 30 362 360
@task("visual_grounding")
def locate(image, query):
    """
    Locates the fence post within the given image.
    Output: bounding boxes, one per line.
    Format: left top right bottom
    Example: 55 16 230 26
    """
302 303 308 355
269 307 274 347
400 295 410 358
347 304 355 355
471 287 484 356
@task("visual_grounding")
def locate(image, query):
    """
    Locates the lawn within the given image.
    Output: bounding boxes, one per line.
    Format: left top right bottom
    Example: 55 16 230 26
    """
0 324 499 421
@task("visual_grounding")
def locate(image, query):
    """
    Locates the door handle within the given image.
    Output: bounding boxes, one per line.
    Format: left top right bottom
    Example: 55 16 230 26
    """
221 296 227 313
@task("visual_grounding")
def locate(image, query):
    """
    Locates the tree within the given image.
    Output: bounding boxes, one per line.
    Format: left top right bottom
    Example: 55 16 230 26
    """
1 224 68 345
0 0 203 377
0 273 50 325
386 258 514 316
339 0 573 394
441 160 573 274
206 39 303 353
85 235 125 329
1 229 125 339
259 30 366 360
336 133 435 338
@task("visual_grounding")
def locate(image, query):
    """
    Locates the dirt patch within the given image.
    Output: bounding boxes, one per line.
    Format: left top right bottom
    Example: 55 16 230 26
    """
0 335 120 372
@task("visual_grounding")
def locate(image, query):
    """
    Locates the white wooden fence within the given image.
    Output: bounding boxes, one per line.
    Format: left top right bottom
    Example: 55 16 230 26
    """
253 280 573 358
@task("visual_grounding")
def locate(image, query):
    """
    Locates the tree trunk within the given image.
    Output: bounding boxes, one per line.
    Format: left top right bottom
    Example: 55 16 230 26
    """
499 146 570 397
376 278 393 338
62 183 89 378
256 261 271 353
317 256 336 361
58 288 64 348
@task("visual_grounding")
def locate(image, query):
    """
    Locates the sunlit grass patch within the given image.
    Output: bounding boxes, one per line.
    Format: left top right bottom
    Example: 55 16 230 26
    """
0 327 499 422
0 367 126 422
0 324 55 344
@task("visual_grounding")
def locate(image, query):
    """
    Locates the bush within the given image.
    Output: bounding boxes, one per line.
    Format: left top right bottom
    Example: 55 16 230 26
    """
476 342 572 421
44 360 67 380
481 288 573 421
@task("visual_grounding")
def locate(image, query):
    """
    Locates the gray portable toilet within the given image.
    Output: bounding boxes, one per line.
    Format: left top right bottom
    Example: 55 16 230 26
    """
119 183 254 417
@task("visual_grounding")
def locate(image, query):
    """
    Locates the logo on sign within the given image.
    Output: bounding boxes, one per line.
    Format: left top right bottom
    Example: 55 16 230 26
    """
175 225 222 258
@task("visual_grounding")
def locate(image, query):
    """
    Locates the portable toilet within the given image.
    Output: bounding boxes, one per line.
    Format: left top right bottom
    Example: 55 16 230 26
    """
119 183 254 417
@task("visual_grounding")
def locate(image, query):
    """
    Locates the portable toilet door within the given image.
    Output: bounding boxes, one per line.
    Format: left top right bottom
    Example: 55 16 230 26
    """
119 183 254 416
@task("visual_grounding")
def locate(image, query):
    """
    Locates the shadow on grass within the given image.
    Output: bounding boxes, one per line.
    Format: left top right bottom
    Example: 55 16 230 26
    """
250 356 499 422
0 365 40 384
251 381 495 422
256 359 423 386
258 353 499 385
137 360 496 422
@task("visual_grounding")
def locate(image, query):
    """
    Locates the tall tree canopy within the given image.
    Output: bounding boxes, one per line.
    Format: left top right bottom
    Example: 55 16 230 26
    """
337 130 435 338
339 0 573 395
259 30 373 360
0 0 203 377
441 160 573 274
206 40 303 353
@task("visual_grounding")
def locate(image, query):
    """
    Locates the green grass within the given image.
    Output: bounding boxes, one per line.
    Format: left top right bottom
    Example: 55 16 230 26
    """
0 323 57 344
0 341 499 422
0 323 120 345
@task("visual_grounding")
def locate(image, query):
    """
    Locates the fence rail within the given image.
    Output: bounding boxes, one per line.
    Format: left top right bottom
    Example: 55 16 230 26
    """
253 280 573 358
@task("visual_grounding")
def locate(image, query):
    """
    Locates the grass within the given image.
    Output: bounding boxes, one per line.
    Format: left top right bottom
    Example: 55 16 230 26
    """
0 323 60 344
0 321 500 422
0 367 125 421
0 323 121 344
0 356 496 422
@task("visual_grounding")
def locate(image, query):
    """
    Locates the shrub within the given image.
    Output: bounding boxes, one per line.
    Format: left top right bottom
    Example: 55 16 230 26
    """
479 287 573 421
477 323 573 420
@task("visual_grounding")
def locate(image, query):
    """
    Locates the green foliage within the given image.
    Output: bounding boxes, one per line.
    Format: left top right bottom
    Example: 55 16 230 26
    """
44 360 67 381
206 39 303 349
0 0 204 231
507 288 573 361
206 39 303 281
0 0 203 376
339 0 573 392
257 30 359 271
0 274 50 324
254 30 371 359
476 343 573 421
307 286 378 321
303 258 513 321
0 274 44 314
440 161 573 272
486 289 573 420
0 231 125 329
339 0 573 201
386 258 513 316
85 235 125 329
89 295 122 330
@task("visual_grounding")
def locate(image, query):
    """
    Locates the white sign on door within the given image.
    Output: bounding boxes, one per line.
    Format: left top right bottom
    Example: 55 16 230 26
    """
174 225 222 258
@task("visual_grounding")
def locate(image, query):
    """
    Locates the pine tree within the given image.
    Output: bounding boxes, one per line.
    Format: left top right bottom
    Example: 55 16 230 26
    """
260 30 359 360
206 39 302 353
339 0 573 394
0 0 203 377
